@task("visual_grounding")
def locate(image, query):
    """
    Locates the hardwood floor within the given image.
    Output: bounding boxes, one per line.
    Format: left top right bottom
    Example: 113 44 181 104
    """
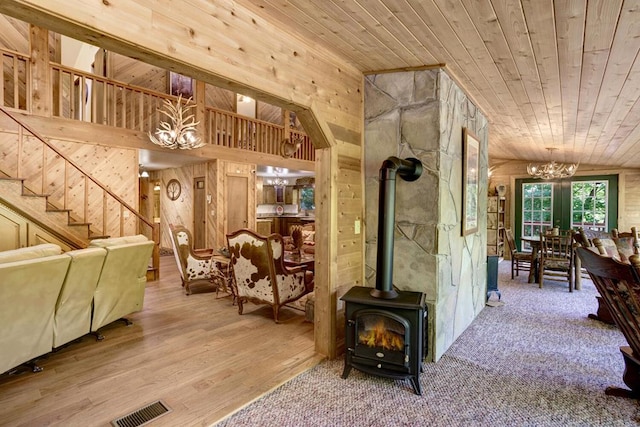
0 255 323 426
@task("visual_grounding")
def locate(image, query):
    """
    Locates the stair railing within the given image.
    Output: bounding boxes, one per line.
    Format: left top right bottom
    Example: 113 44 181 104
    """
0 105 159 274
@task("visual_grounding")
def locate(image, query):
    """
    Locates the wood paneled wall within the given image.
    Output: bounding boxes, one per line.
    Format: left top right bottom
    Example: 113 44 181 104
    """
0 119 138 237
0 1 365 360
104 50 167 92
0 14 58 59
156 164 199 250
154 159 256 252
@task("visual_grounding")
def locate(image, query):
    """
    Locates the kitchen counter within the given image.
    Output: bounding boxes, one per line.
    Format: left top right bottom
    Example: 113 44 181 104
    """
257 214 315 220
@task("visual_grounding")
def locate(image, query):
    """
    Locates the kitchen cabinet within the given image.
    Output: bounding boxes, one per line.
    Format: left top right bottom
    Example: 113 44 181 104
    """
256 219 273 235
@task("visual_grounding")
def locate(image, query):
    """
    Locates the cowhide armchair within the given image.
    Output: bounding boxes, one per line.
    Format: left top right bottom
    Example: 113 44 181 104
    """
226 228 313 323
170 225 222 295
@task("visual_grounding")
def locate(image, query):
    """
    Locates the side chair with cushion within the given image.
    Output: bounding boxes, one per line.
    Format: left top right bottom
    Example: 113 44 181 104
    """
504 228 532 280
590 228 640 324
572 227 597 290
576 247 640 398
226 228 313 323
170 225 225 295
539 230 574 291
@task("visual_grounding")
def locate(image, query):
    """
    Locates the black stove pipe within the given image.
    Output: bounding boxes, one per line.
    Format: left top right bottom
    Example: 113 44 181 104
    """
372 156 423 299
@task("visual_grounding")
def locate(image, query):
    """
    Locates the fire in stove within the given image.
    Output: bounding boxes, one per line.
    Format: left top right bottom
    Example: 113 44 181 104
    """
358 318 404 351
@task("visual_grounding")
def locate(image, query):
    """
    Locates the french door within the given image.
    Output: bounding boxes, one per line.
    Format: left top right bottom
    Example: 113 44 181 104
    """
514 175 618 251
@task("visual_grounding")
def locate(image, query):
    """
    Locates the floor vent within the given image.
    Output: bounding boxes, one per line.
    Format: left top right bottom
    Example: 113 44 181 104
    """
111 400 171 427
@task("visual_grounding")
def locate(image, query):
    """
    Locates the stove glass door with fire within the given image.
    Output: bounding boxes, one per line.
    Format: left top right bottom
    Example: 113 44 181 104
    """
352 309 410 371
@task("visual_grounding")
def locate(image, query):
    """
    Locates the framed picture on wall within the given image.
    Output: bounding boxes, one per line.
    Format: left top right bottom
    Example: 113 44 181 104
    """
168 71 193 98
462 128 480 236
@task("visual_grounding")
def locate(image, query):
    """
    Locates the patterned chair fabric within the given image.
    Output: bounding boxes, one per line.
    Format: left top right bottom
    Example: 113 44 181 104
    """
226 228 312 323
594 227 639 264
170 225 219 295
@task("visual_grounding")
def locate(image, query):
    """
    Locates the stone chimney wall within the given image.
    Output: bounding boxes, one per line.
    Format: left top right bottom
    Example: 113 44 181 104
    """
364 68 488 361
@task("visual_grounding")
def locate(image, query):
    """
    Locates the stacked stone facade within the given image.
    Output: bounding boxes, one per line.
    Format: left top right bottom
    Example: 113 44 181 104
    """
364 69 488 361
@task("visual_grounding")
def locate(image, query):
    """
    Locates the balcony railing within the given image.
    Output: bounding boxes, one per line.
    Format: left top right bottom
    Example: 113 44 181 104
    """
1 47 314 162
1 48 28 111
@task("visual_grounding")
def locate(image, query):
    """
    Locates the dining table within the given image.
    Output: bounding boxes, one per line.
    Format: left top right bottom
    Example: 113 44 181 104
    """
283 251 315 272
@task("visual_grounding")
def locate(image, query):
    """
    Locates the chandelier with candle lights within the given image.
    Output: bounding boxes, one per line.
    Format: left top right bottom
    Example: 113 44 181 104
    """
527 148 578 180
148 95 205 150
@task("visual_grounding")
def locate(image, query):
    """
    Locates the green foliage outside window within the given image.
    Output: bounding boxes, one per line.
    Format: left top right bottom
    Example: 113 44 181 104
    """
571 181 607 229
300 187 315 211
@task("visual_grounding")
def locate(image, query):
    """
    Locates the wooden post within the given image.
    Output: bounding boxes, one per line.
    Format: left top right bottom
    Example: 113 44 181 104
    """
194 79 206 143
314 146 338 358
29 24 51 116
283 109 292 142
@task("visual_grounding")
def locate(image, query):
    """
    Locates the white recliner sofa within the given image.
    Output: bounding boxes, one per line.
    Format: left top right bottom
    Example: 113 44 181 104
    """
0 235 155 374
0 244 71 374
88 235 155 337
53 246 107 348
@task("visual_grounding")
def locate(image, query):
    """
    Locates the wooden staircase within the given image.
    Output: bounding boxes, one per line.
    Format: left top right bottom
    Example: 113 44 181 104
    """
0 177 106 248
0 106 160 277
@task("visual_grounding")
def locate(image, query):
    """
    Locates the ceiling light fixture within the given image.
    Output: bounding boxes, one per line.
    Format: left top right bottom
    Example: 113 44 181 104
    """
267 167 289 187
527 147 578 180
148 95 204 150
138 164 149 178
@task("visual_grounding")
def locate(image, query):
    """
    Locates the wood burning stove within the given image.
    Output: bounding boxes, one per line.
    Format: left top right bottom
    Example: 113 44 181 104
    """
342 156 427 395
341 286 427 394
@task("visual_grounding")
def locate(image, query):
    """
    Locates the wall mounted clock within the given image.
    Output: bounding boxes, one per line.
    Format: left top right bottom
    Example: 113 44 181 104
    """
166 179 181 201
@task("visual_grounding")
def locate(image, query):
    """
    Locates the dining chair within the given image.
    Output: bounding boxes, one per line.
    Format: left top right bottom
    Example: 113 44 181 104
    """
504 228 532 280
539 230 574 291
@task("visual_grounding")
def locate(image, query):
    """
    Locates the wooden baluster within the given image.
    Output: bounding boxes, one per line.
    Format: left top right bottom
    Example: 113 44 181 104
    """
12 55 19 109
103 189 108 237
0 54 4 107
16 126 22 177
84 174 88 224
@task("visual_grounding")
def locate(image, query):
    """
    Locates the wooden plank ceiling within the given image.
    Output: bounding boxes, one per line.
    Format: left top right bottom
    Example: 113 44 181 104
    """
237 0 640 168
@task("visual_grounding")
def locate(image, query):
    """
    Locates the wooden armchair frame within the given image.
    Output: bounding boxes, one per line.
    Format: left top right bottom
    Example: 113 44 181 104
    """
576 247 640 398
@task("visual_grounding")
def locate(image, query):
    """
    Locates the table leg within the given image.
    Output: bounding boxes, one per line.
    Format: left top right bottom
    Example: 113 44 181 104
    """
528 251 539 283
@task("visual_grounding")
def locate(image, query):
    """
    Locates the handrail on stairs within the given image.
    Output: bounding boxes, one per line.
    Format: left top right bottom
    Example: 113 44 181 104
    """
0 105 160 276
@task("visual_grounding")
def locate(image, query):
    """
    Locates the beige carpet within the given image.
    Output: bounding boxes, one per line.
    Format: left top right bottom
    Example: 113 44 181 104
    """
215 261 640 426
